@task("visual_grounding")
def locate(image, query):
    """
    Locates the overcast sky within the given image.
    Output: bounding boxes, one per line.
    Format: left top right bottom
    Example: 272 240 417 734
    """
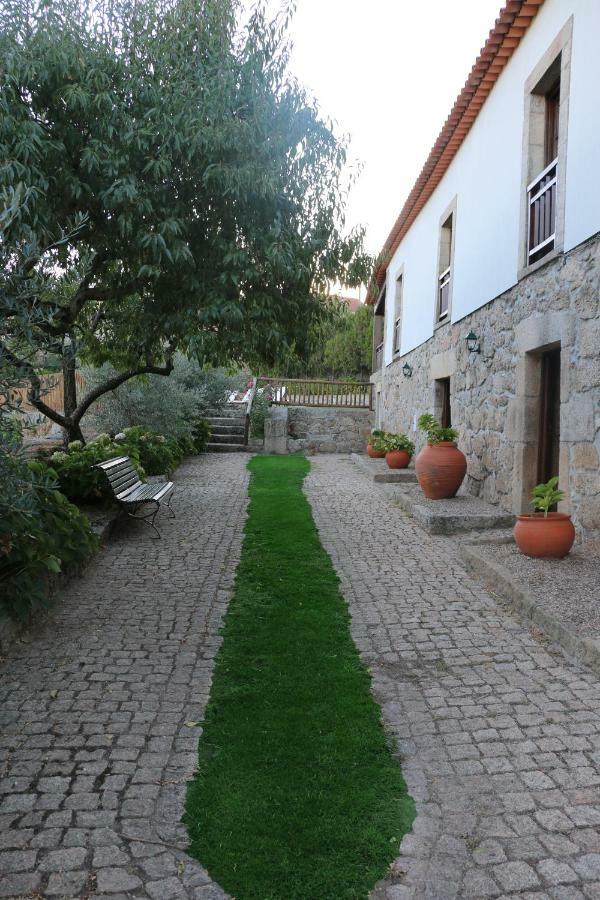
280 0 502 257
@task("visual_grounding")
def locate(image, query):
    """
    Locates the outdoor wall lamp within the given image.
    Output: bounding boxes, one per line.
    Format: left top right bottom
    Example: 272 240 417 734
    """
402 362 413 378
466 330 481 354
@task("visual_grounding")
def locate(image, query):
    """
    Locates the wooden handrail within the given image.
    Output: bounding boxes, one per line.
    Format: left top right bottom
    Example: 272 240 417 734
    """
257 376 372 410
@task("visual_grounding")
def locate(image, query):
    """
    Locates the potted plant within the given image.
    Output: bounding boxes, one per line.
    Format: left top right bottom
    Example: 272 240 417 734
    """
415 413 467 499
367 429 386 459
382 433 415 469
514 477 575 558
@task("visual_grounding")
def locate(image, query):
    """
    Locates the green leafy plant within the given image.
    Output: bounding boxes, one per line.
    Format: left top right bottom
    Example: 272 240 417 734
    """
370 431 390 453
0 461 97 620
382 433 415 456
249 392 272 438
531 476 565 518
417 413 458 445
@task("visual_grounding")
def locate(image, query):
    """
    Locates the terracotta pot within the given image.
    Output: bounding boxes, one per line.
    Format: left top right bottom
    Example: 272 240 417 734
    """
385 450 411 469
514 512 575 558
415 441 467 499
367 443 385 459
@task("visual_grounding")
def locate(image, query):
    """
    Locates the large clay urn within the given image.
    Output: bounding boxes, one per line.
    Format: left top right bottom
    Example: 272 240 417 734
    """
367 443 385 459
385 450 411 469
415 441 467 499
514 513 575 558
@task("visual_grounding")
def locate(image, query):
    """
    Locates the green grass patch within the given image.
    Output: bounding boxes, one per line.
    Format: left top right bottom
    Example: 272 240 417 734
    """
184 455 414 899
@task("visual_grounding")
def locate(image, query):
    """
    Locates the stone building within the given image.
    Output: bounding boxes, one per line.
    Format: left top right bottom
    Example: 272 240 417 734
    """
368 0 599 543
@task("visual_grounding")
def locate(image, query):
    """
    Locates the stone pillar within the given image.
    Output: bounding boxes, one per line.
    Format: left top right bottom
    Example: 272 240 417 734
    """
264 407 288 454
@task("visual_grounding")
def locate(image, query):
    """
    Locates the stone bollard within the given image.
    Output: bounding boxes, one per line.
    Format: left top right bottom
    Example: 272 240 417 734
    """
264 406 289 454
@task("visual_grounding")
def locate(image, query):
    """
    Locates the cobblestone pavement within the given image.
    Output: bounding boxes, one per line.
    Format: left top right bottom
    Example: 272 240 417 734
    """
305 456 600 900
0 454 249 900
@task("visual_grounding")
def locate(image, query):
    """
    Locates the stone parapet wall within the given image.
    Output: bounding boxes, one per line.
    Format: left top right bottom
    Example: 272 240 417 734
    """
378 232 600 543
285 406 373 454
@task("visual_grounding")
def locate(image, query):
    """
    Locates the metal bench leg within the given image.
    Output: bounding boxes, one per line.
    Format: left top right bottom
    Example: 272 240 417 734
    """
127 500 162 539
164 492 176 519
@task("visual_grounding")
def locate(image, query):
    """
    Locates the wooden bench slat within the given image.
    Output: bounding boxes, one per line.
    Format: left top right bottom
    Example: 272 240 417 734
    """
108 471 140 492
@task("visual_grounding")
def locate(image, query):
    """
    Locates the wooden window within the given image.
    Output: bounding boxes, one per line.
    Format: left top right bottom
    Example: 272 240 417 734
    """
372 287 385 372
437 214 453 321
393 274 403 354
527 65 560 264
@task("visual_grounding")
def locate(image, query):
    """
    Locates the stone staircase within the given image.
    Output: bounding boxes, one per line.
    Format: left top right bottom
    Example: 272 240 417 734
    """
206 406 247 453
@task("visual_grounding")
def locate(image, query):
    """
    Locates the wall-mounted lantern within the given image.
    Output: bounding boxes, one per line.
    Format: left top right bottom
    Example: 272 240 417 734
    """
402 362 413 378
465 330 480 354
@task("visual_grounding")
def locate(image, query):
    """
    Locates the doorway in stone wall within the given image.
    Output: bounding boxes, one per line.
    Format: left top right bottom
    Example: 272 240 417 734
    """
435 377 451 428
537 346 561 488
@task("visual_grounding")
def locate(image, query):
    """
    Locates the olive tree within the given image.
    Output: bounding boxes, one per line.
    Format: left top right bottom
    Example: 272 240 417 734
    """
0 0 369 442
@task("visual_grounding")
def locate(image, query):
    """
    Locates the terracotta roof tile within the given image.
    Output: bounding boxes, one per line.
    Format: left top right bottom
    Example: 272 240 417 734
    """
367 0 545 302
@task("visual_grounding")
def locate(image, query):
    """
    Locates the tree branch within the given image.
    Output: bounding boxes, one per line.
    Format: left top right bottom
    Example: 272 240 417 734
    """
0 340 68 429
73 357 174 423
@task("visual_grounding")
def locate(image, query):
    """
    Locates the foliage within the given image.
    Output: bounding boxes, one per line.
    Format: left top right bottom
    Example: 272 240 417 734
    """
0 0 371 441
321 303 373 378
381 433 415 456
0 456 97 620
85 357 233 453
185 455 414 898
531 476 564 518
270 302 373 379
249 391 272 438
48 435 144 504
192 419 211 453
417 413 458 445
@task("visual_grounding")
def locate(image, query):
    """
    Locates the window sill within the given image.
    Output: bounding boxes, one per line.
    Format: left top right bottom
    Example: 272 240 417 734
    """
518 246 562 281
433 316 451 332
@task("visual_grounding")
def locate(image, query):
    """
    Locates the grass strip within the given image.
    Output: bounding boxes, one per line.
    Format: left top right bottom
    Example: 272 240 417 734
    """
185 455 414 899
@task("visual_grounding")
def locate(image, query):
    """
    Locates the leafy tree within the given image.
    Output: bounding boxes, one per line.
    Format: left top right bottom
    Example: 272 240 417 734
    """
321 303 372 378
0 0 370 442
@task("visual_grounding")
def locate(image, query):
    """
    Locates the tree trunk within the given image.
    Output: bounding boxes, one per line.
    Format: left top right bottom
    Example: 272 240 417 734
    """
62 334 78 445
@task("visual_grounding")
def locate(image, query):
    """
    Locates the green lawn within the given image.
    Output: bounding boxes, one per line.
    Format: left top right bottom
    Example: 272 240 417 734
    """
184 455 414 900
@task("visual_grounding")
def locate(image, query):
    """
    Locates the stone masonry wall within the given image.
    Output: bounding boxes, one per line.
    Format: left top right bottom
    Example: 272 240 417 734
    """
376 232 600 543
286 406 373 454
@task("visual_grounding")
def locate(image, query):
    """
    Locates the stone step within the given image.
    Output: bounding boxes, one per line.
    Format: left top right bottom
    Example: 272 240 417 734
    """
207 416 246 426
206 442 248 453
209 424 245 435
350 452 417 484
206 407 246 420
391 484 515 535
208 433 245 445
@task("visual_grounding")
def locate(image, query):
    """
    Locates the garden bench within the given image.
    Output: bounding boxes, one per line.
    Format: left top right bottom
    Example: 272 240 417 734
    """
95 456 175 539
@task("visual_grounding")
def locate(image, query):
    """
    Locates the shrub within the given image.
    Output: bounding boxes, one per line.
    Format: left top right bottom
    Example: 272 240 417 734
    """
85 356 245 445
0 457 98 620
249 392 272 438
192 419 211 452
48 434 142 504
118 426 178 476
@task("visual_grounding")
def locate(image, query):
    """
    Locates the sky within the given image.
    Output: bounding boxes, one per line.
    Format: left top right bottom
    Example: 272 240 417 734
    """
279 0 503 259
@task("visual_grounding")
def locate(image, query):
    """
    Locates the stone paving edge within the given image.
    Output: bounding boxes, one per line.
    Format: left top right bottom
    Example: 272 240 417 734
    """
460 541 600 678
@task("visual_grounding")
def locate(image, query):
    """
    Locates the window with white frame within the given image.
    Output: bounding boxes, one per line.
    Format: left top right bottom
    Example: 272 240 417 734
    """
393 274 403 354
437 213 453 322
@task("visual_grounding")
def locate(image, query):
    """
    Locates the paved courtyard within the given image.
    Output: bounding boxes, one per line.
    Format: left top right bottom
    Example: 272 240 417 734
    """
305 456 600 900
0 455 249 900
2 451 600 900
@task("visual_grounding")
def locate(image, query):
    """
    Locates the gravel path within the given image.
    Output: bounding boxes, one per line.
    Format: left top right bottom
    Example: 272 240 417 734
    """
0 454 249 900
305 455 600 900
